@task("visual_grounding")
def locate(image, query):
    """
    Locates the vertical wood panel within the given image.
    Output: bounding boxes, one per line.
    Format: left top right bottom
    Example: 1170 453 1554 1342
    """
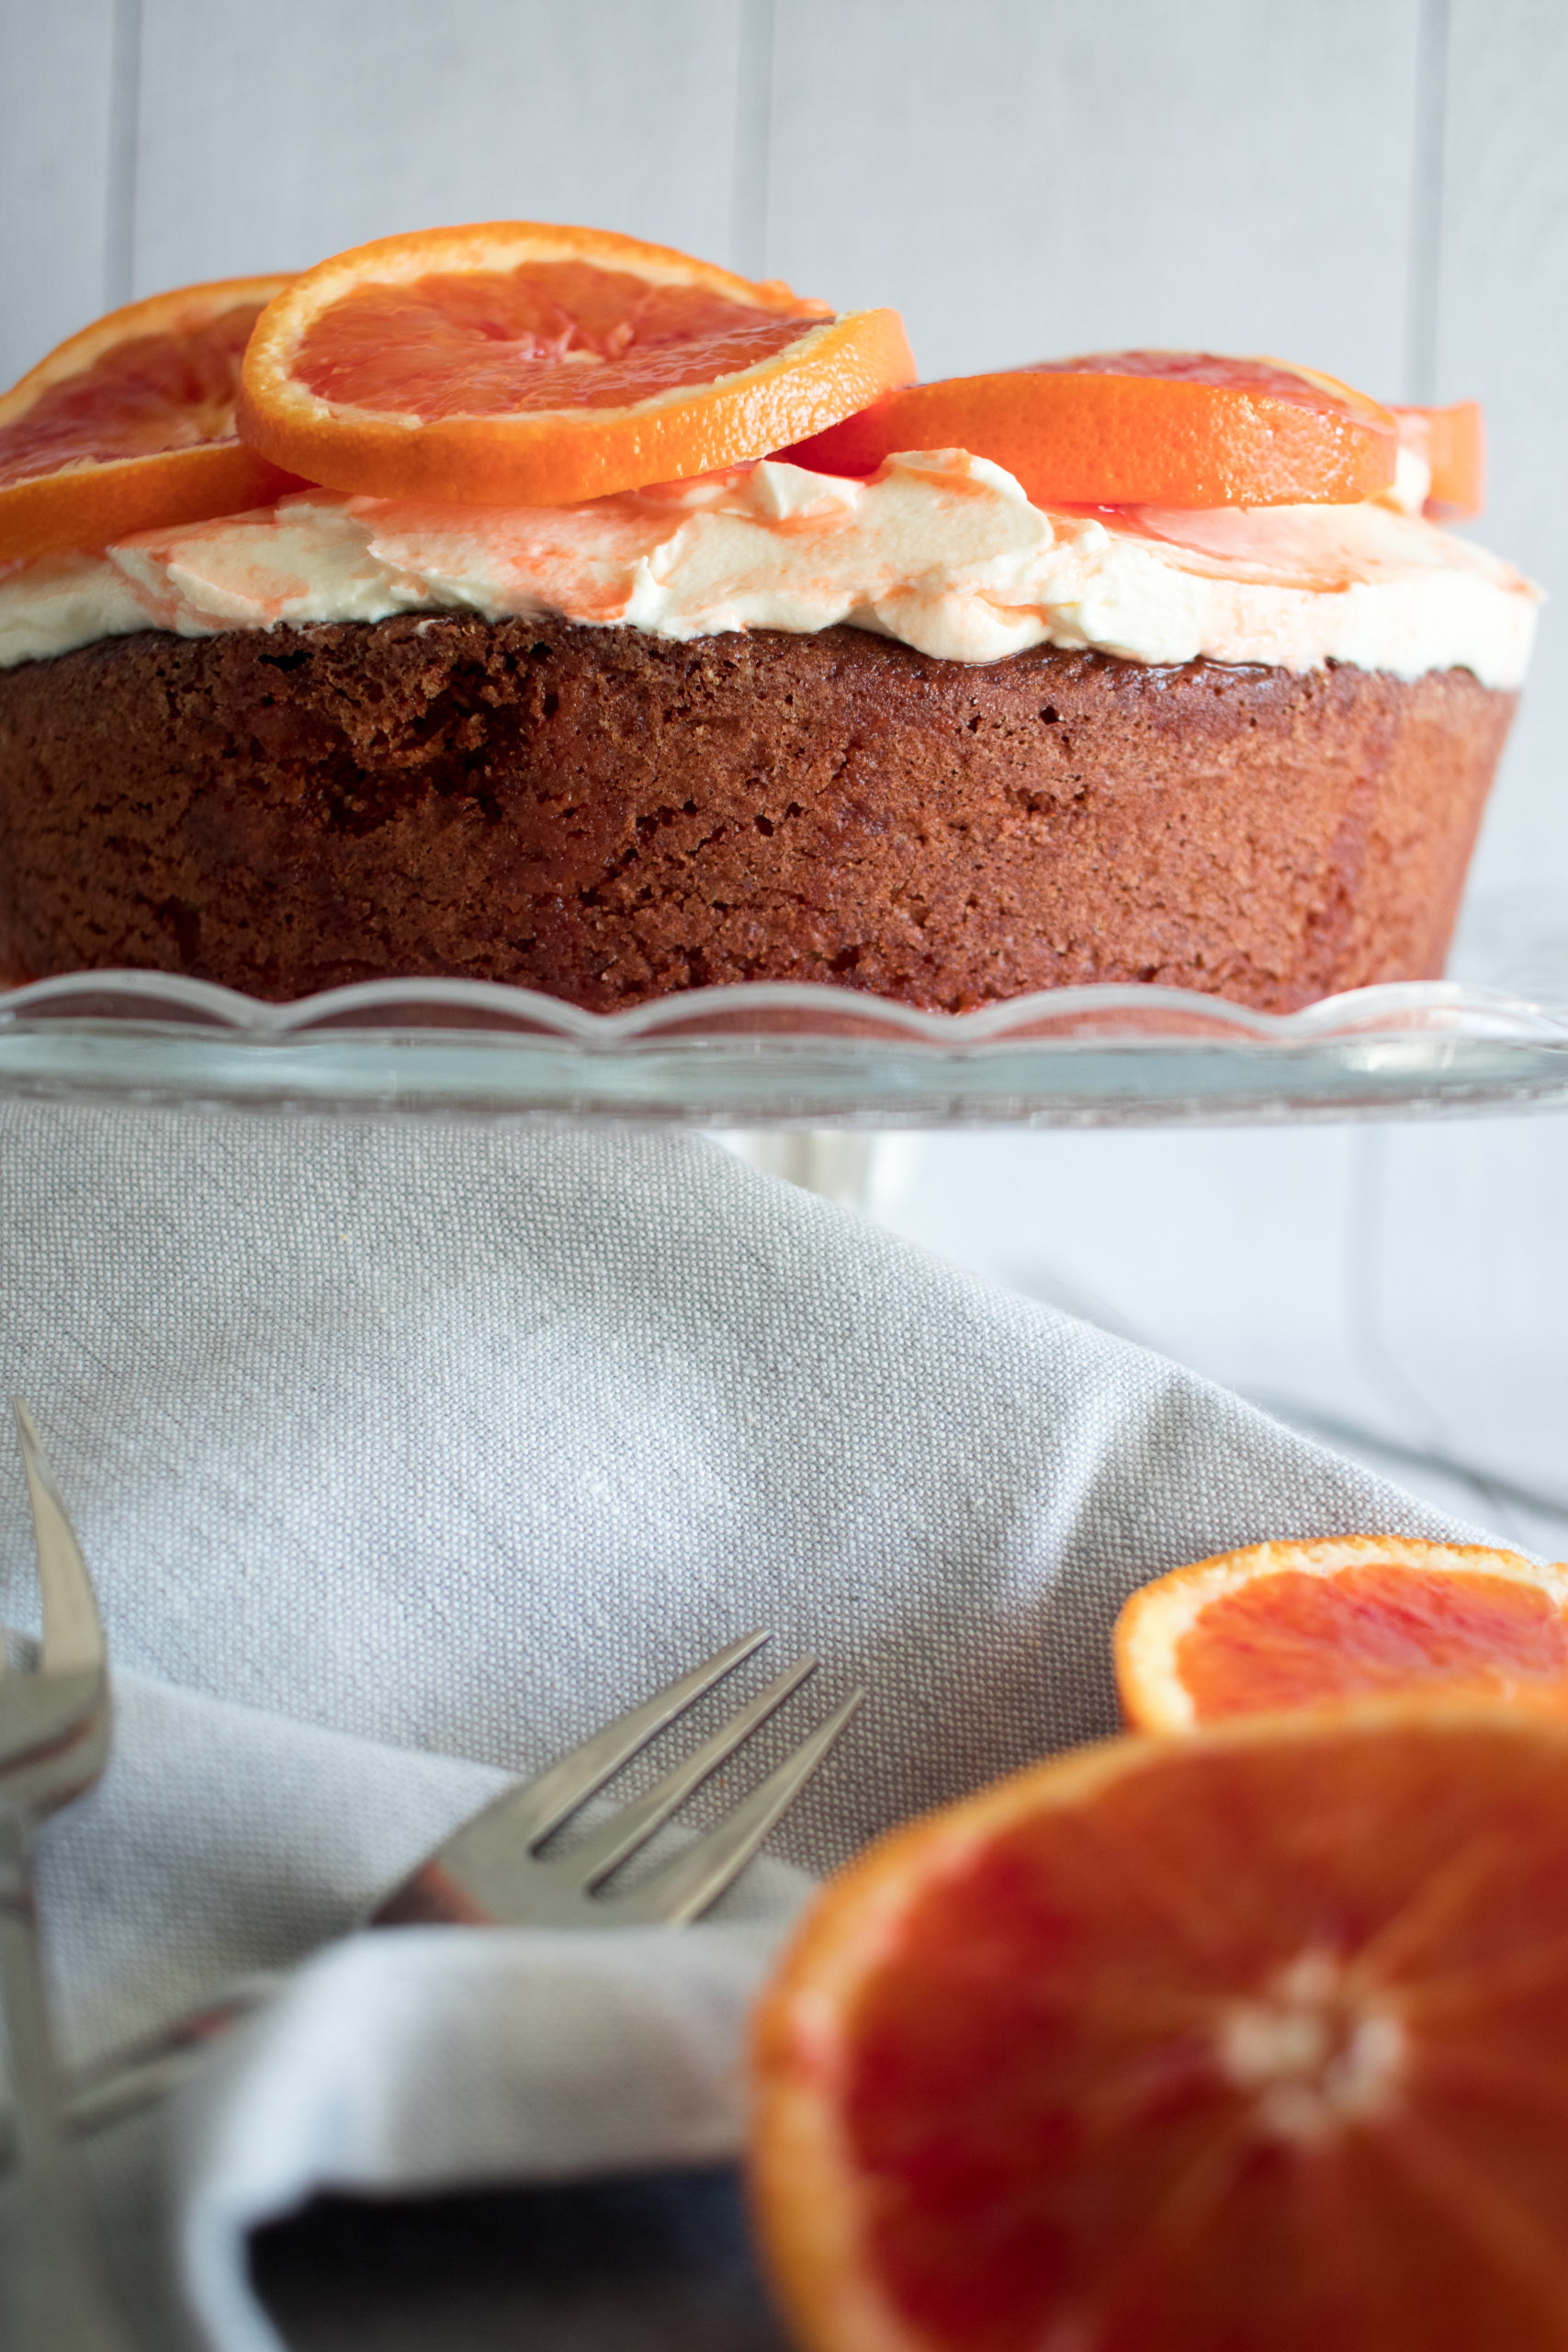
1371 1117 1568 1547
1389 2 1568 1490
765 0 1423 397
1436 0 1568 890
874 1118 1568 1551
131 0 748 292
0 0 119 388
878 1125 1376 1423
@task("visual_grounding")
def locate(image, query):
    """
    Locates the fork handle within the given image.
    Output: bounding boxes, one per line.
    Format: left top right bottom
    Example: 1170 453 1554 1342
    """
0 1811 133 2351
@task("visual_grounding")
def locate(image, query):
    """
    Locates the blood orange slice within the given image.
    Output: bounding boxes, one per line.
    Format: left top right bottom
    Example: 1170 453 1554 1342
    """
782 350 1399 509
0 277 303 564
751 1702 1568 2352
1393 402 1485 520
1115 1536 1568 1731
237 222 915 506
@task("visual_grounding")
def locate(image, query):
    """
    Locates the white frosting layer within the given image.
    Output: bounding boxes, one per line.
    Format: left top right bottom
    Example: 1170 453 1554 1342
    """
0 450 1538 686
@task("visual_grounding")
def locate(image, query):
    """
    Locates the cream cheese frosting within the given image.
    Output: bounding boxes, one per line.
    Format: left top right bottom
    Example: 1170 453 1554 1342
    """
0 449 1539 686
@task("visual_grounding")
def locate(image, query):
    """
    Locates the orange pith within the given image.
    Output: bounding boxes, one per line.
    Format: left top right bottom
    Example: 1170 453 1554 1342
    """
750 1702 1568 2352
238 222 916 506
0 277 302 563
781 348 1399 509
1114 1539 1568 1732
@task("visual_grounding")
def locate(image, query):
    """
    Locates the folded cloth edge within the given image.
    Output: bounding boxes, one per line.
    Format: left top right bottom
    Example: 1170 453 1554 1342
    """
171 1917 802 2352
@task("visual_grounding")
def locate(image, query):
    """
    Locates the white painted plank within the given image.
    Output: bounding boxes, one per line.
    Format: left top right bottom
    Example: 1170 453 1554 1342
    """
875 1125 1376 1432
132 0 748 294
765 0 1422 399
1376 1114 1568 1475
0 0 119 389
1437 0 1568 892
871 1115 1568 1555
1360 1115 1568 1548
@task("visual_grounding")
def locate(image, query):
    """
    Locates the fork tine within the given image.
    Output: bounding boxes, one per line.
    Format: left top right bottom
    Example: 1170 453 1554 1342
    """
562 1654 818 1886
609 1687 866 1927
477 1630 772 1851
12 1403 103 1677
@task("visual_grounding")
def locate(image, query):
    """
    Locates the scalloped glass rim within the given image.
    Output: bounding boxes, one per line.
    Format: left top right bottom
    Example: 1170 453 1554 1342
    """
2 967 1568 1124
9 967 1568 1042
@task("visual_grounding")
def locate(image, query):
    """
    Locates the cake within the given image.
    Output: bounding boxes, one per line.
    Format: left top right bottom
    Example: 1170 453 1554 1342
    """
0 232 1539 1016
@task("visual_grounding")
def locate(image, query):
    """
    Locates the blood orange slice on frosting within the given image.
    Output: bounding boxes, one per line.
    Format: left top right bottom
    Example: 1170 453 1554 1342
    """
0 277 303 564
1393 401 1485 519
784 349 1400 508
237 222 916 505
1115 1536 1568 1730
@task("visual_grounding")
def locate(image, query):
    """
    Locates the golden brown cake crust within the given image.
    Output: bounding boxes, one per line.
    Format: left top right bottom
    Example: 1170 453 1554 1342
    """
0 615 1516 1012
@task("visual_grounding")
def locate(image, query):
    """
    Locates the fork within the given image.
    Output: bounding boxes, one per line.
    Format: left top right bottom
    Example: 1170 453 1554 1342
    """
0 1399 133 2351
5 1629 864 2153
371 1627 863 1930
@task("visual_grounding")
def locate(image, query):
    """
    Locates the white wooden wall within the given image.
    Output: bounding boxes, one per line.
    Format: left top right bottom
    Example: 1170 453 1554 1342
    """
4 0 1568 1540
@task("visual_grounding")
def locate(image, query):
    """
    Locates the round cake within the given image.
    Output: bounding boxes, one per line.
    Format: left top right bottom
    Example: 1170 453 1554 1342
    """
0 447 1537 1015
0 607 1516 1013
0 230 1540 1017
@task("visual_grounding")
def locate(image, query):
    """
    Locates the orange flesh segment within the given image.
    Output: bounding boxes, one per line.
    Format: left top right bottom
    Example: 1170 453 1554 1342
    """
294 262 825 418
1175 1567 1568 1719
1024 346 1381 419
816 1714 1568 2351
0 304 264 489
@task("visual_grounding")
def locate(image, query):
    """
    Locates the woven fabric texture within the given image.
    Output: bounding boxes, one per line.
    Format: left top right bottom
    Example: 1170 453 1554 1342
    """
0 1101 1481 2348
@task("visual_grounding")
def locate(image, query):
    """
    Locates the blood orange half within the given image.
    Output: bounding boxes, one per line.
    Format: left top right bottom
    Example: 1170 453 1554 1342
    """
238 222 915 506
0 277 303 564
783 350 1399 509
1115 1537 1568 1730
751 1702 1568 2352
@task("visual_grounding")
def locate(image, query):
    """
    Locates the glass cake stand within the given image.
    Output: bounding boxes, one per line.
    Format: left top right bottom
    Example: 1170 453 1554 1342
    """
0 962 1566 1129
0 885 1559 1130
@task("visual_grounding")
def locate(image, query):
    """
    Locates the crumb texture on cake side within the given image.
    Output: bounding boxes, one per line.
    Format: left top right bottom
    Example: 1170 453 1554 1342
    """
0 615 1514 1012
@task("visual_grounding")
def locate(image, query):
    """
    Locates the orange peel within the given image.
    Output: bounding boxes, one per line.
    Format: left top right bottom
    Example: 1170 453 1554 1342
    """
783 349 1400 508
1393 401 1485 519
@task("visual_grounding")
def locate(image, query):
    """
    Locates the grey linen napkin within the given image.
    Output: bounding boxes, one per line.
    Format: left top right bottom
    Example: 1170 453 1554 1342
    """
0 1099 1486 2349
